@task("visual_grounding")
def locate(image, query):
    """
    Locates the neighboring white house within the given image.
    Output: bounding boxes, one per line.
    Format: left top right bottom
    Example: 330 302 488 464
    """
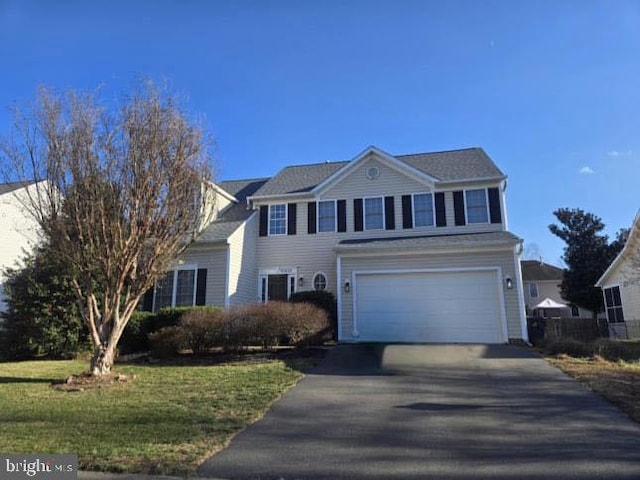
143 146 528 344
596 210 640 338
0 181 41 311
521 260 596 319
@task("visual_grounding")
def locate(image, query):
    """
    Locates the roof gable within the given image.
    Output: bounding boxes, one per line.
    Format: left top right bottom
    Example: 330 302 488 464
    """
248 146 506 200
596 210 640 287
521 260 564 281
313 146 439 196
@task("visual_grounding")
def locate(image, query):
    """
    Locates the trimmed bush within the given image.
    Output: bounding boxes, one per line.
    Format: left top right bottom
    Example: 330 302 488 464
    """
289 290 337 340
179 307 226 354
149 326 185 358
119 311 155 354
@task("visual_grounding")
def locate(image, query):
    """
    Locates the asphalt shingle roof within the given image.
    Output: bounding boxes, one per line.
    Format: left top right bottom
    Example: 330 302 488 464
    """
197 178 269 243
520 260 564 281
0 181 34 195
251 147 504 197
336 231 521 252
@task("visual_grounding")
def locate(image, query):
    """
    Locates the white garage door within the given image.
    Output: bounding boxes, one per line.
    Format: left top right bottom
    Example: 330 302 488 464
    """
355 270 504 343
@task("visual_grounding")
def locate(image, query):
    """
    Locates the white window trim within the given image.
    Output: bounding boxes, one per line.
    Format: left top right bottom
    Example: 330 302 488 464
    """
528 282 538 299
411 192 435 228
153 264 198 311
268 203 287 236
257 267 298 302
313 272 328 291
464 188 490 225
363 196 385 231
317 199 337 233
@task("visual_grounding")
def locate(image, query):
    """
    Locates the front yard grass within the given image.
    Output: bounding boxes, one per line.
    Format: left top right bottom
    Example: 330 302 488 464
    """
548 352 640 424
0 356 309 476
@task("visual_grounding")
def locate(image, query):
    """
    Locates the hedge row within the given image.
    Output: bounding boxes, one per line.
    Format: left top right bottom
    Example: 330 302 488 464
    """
149 302 329 357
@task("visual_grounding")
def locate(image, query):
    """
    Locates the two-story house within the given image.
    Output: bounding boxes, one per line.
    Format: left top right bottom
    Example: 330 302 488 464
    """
142 146 528 344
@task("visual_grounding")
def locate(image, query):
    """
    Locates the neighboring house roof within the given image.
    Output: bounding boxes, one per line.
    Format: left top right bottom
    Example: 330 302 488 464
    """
252 147 504 198
197 178 269 243
596 210 640 287
0 180 35 195
336 231 521 252
521 260 564 282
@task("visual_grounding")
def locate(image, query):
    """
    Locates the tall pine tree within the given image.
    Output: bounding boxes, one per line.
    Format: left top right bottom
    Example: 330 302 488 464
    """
549 208 626 318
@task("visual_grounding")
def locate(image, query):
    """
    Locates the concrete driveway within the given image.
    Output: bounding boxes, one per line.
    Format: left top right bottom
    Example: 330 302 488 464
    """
198 344 640 479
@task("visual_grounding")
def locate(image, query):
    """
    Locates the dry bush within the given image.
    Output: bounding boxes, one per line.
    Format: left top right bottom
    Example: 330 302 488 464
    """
179 307 226 355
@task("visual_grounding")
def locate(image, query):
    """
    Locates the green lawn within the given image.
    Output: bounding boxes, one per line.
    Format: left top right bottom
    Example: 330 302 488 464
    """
0 358 305 475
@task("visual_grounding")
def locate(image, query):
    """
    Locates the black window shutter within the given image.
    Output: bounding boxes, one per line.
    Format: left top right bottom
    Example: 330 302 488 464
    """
401 195 413 229
142 287 154 312
488 188 502 224
337 200 347 232
307 202 317 234
354 198 364 232
195 269 207 306
435 192 446 227
384 196 395 230
259 206 268 236
287 203 297 235
453 191 466 226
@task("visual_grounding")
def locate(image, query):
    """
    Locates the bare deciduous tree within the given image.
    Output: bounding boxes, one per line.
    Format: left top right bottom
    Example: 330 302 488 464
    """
0 84 215 375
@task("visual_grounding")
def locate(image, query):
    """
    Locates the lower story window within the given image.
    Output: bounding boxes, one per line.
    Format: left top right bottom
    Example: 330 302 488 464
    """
154 267 197 312
604 286 624 323
313 272 327 291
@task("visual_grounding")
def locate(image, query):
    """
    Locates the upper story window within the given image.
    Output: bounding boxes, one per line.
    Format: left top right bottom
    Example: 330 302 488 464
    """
529 283 538 298
364 197 383 230
269 204 287 235
413 193 434 227
318 200 336 232
604 286 624 323
465 189 489 224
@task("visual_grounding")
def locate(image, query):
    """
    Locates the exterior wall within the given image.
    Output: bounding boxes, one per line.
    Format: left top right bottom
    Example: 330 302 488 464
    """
228 214 259 305
179 243 229 307
338 248 525 341
255 154 507 300
0 186 41 311
523 280 601 318
600 258 640 322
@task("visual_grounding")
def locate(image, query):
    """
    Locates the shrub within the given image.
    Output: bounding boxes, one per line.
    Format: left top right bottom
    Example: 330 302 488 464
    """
119 311 155 354
289 290 337 339
543 338 594 358
149 326 185 358
279 302 329 346
179 307 226 354
592 339 640 362
0 246 87 360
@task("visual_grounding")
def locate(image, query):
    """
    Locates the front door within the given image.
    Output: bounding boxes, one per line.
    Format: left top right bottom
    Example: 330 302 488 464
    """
267 274 288 301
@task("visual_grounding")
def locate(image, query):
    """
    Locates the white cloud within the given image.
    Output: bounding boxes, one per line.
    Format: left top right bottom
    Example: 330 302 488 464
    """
579 166 595 175
607 150 632 157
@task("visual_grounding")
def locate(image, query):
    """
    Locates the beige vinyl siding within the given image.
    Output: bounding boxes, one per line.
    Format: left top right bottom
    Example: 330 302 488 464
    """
339 248 524 341
180 244 229 307
228 214 259 305
601 260 640 322
323 158 428 199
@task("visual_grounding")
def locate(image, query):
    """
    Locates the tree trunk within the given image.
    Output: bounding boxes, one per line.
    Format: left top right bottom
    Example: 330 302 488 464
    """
90 343 117 376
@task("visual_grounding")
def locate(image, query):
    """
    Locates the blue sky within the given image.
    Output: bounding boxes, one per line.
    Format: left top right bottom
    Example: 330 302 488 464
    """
1 0 639 265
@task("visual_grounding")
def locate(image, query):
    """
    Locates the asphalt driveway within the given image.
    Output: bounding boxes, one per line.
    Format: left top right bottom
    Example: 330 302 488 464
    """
198 344 640 479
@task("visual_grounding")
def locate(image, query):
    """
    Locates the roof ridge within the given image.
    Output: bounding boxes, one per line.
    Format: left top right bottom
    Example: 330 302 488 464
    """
396 147 481 158
218 177 271 184
278 160 350 169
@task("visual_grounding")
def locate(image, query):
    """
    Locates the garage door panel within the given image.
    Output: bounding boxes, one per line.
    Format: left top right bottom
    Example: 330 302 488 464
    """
355 270 503 343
